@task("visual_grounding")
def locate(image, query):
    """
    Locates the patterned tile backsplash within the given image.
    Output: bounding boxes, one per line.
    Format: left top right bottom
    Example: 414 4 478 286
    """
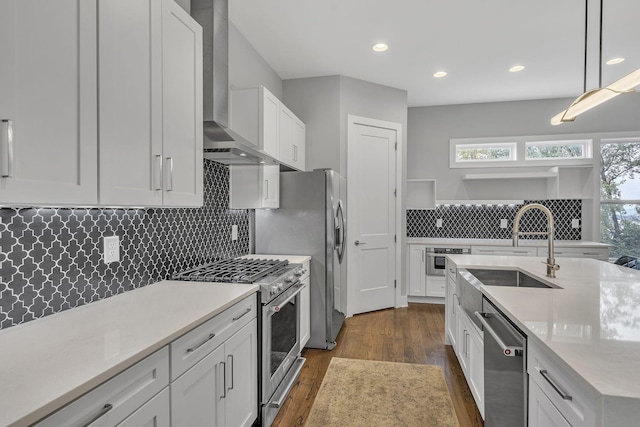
0 160 250 330
407 199 582 240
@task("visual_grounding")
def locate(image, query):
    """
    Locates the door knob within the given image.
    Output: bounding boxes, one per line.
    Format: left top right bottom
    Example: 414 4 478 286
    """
354 240 367 246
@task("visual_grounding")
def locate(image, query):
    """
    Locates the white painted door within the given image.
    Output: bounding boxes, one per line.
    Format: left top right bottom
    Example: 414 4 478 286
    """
348 121 397 314
0 0 97 206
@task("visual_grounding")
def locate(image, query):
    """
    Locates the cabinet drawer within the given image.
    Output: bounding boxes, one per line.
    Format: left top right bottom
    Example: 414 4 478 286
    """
471 246 537 256
117 387 170 427
171 295 257 380
426 275 446 297
538 247 609 261
36 347 169 427
528 342 596 427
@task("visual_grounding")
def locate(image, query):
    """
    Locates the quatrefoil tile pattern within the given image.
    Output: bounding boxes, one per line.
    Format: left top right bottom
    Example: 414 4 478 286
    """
0 160 250 330
407 199 582 240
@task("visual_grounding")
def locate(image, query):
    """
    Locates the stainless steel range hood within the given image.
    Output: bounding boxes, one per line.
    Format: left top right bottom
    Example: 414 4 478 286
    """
191 0 277 165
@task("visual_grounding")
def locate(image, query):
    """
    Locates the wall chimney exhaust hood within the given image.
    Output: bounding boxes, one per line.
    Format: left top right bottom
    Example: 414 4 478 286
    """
191 0 278 165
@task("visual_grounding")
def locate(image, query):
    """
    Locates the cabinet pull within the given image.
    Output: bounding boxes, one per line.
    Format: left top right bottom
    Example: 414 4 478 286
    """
452 294 456 314
220 361 227 399
154 155 163 190
264 179 268 200
81 403 113 427
513 250 529 254
293 145 297 162
540 369 573 401
233 307 252 321
227 354 234 391
165 157 174 191
186 333 216 354
1 119 14 178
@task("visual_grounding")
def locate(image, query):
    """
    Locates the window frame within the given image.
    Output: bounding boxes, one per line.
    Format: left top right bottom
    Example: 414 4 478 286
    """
524 139 592 161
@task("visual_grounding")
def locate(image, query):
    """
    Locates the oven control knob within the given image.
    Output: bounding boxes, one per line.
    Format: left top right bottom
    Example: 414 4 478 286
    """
270 285 278 295
294 268 305 277
284 275 295 283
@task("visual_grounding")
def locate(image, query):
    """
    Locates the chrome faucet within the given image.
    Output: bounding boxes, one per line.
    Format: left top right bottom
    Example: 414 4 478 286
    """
512 203 560 278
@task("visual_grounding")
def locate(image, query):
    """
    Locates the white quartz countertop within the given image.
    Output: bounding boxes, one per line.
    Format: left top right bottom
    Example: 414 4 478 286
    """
407 238 610 247
0 280 258 427
447 254 640 401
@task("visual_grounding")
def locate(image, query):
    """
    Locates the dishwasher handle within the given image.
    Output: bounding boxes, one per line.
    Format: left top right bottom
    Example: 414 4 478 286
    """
475 311 523 357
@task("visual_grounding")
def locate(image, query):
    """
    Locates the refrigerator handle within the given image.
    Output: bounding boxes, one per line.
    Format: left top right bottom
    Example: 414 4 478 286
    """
335 201 346 263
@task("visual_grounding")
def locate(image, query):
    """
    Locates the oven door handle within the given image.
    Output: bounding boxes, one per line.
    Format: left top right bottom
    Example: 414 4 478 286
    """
269 283 304 314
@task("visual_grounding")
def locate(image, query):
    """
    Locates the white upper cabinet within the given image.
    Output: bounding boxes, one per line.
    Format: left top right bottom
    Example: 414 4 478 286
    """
279 103 306 171
99 0 203 207
0 0 98 206
231 86 280 158
229 164 279 209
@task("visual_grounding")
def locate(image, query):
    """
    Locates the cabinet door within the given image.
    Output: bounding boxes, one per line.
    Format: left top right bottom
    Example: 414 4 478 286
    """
0 0 97 205
408 245 426 296
161 0 203 207
278 104 294 168
445 275 457 347
117 387 170 427
98 0 163 206
171 345 225 427
455 310 469 374
261 89 279 158
426 275 446 298
468 325 485 419
260 165 280 208
224 319 258 427
300 277 311 348
292 117 306 171
529 380 571 427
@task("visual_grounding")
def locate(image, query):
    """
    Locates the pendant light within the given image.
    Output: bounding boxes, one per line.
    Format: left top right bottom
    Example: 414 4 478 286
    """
550 0 639 125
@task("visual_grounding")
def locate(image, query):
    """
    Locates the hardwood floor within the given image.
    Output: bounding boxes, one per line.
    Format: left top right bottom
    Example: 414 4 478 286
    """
272 303 484 427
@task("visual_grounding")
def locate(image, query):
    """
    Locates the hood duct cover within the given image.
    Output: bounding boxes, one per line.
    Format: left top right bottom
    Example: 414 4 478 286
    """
191 0 277 165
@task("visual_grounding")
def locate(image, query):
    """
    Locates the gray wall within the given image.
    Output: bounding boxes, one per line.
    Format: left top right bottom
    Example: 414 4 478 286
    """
408 94 640 200
229 22 283 98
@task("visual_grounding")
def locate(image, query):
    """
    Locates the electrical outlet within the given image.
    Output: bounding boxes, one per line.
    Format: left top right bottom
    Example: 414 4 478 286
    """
500 219 508 228
231 224 238 241
436 218 443 228
572 218 581 229
103 236 120 264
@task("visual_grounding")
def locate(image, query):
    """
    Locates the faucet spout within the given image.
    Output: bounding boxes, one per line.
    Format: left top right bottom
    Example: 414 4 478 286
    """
512 203 559 278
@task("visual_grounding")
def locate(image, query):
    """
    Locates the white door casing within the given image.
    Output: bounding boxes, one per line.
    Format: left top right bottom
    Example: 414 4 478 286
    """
347 116 402 316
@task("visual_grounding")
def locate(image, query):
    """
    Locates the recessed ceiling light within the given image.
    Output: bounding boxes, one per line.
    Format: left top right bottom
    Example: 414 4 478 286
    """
606 57 625 65
433 71 447 78
509 65 525 72
372 43 388 52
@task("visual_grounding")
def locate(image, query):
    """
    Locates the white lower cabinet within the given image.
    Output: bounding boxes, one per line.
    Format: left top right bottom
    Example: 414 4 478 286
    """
445 273 457 347
117 387 170 427
408 244 427 296
36 348 170 427
171 318 258 427
467 323 484 419
426 275 446 297
529 379 571 427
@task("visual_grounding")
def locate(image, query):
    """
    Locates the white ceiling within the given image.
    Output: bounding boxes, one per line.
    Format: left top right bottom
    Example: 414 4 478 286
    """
229 0 638 107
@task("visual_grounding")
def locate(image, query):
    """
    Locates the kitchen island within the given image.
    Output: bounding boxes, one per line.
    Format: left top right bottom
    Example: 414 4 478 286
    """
447 254 640 426
0 280 258 427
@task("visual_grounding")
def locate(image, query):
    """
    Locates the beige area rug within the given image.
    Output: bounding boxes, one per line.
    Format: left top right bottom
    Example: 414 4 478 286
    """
305 358 460 427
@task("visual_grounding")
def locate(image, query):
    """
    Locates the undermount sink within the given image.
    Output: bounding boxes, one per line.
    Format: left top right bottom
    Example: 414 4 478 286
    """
466 268 554 289
457 268 558 329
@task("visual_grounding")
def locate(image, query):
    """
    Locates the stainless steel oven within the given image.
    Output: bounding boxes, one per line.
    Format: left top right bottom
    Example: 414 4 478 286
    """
426 247 471 276
262 280 305 427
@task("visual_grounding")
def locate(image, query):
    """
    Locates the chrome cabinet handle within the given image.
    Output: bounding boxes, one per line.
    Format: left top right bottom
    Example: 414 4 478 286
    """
1 120 14 178
220 361 227 399
186 333 216 354
154 155 163 190
264 179 268 200
232 307 251 321
292 145 297 161
81 403 113 427
474 311 523 357
227 355 234 391
452 294 457 314
354 240 367 246
540 369 573 401
165 157 174 191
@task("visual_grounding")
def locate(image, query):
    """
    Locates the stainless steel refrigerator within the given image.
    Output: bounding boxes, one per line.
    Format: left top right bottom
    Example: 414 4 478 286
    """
254 169 347 349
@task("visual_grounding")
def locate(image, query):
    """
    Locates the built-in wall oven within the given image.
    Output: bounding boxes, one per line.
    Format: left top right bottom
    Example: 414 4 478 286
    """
426 247 471 276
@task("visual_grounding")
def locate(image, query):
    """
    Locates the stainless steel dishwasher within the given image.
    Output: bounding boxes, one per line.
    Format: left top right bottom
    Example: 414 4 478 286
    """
475 297 527 427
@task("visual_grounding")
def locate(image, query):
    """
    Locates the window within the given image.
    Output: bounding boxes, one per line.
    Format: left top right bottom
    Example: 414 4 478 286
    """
600 140 640 260
455 142 516 162
525 140 591 160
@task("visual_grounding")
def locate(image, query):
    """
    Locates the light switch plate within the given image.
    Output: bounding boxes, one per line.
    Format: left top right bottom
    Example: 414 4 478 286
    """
500 219 508 228
572 218 580 228
231 224 238 241
103 236 120 264
436 218 443 228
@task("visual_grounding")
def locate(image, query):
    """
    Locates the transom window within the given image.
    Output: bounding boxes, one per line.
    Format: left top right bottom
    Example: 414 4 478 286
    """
455 142 516 162
525 140 591 160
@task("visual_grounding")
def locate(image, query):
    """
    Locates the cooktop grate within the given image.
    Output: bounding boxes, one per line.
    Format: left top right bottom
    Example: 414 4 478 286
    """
173 258 289 283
